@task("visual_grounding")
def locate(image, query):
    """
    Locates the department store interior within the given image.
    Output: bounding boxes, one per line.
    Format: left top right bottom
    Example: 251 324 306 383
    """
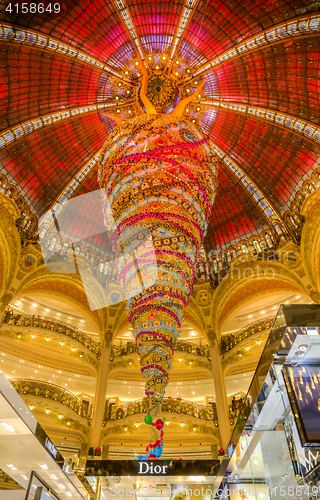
0 0 320 498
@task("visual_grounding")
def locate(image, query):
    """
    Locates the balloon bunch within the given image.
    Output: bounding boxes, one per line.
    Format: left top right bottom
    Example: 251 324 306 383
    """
137 415 166 460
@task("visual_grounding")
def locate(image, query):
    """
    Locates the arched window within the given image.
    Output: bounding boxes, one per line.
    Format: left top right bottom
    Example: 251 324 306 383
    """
241 244 248 254
62 242 69 254
265 233 273 249
252 239 260 252
49 237 56 251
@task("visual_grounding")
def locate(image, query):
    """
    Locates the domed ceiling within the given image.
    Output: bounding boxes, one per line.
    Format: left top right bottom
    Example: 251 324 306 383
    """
0 0 320 256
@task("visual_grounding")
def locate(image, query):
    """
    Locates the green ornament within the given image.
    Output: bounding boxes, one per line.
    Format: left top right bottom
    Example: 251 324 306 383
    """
163 418 166 423
144 414 153 425
236 415 243 425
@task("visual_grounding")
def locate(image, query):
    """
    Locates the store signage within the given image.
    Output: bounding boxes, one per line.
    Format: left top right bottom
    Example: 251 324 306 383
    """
138 462 168 474
85 459 220 477
45 437 58 459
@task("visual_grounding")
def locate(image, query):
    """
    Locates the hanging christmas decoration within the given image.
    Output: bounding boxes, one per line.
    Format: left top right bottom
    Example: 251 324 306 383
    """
137 415 166 460
98 56 221 459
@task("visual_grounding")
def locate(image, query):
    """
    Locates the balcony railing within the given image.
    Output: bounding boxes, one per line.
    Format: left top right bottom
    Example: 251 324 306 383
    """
10 379 92 418
111 340 210 360
2 311 101 355
221 317 274 355
106 397 217 423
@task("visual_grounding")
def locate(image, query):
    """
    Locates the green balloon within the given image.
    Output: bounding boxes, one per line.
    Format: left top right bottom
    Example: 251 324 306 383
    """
163 418 166 423
144 414 153 425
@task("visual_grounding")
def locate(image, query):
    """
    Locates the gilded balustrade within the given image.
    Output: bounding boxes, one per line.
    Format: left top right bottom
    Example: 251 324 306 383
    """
10 378 92 418
3 311 101 355
106 397 217 423
111 340 210 360
221 317 274 355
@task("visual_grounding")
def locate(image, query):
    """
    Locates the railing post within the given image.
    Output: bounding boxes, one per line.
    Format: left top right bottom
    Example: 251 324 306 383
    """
210 338 232 449
90 340 111 449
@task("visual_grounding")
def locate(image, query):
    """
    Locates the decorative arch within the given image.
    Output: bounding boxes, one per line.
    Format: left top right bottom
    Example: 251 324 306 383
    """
14 271 104 338
211 261 308 335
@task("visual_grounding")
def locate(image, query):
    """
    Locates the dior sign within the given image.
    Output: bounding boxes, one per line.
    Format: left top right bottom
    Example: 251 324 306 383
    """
138 462 168 474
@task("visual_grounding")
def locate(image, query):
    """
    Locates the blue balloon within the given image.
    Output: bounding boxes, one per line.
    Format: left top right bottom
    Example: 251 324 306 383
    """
153 447 162 458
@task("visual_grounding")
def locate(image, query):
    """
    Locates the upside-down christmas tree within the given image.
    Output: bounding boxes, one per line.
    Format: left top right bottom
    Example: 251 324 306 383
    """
98 60 219 459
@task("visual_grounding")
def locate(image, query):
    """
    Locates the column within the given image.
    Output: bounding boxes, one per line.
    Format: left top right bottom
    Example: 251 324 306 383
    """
90 341 111 448
210 341 232 449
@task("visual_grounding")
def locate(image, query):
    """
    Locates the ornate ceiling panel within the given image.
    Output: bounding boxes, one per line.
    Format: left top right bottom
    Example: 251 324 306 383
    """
0 0 318 253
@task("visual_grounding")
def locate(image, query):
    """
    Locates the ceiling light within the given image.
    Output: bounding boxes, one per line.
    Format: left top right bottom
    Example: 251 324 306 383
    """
58 414 63 419
57 313 61 316
261 310 265 314
50 474 57 479
71 347 76 351
135 61 139 66
29 405 35 410
295 351 305 357
6 464 17 470
296 295 301 299
180 423 185 427
32 303 37 307
125 70 129 75
125 428 127 431
1 422 15 432
156 65 159 69
126 90 130 94
31 334 36 339
45 337 51 342
45 409 51 414
45 308 49 312
60 341 65 346
68 317 73 320
59 484 66 489
39 464 48 469
298 344 308 351
193 427 196 431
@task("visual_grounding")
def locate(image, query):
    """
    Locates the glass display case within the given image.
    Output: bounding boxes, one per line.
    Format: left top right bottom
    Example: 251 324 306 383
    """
215 305 320 500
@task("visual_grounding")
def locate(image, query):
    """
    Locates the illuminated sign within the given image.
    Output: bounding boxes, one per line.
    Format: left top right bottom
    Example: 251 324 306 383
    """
45 437 58 459
138 462 168 474
85 459 220 477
